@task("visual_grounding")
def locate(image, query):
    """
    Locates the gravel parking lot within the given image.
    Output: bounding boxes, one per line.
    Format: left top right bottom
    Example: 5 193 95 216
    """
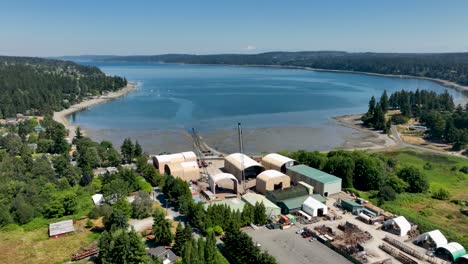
245 226 351 264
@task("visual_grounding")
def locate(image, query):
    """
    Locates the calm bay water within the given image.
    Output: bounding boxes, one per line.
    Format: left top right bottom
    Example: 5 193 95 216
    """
69 62 465 154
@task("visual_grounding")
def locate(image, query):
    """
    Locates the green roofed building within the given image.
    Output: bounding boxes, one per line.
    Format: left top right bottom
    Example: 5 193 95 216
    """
276 195 310 214
266 185 311 214
241 193 281 217
203 198 246 212
286 165 342 197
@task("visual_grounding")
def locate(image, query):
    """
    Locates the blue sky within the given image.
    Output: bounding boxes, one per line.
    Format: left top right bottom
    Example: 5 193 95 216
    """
1 0 467 56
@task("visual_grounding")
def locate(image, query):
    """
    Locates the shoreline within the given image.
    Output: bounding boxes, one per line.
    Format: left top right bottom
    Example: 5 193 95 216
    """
244 64 468 92
53 82 137 140
332 114 398 151
164 62 468 92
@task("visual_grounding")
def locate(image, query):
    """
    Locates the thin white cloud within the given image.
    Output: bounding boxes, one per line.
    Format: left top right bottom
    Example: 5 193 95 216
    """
243 45 257 51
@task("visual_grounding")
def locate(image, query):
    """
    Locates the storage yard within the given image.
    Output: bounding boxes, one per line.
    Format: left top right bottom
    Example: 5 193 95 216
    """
245 226 352 264
148 133 467 264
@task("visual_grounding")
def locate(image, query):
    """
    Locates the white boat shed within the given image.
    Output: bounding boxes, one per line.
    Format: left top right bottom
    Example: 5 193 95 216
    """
383 216 411 237
302 196 328 217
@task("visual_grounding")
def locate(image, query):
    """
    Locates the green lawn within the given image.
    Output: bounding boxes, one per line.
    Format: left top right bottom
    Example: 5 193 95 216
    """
381 148 468 248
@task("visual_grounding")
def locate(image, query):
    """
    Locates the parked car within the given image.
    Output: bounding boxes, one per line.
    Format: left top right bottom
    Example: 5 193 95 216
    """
296 229 304 234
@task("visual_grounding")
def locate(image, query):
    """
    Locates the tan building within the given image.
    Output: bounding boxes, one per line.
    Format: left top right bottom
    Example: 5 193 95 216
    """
256 170 291 195
224 153 265 181
261 153 298 173
164 161 200 182
152 151 197 174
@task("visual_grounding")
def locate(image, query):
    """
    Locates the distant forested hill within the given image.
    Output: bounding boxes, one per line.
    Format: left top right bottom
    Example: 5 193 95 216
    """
0 56 127 118
91 51 468 86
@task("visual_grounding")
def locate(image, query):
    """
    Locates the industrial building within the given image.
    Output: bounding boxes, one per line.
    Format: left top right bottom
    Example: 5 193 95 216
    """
204 198 246 212
152 151 197 174
164 161 200 182
266 185 311 214
383 216 411 237
261 153 298 173
302 196 328 217
286 165 342 197
209 173 239 195
341 199 362 214
49 220 75 238
256 170 291 195
224 153 265 181
241 192 281 217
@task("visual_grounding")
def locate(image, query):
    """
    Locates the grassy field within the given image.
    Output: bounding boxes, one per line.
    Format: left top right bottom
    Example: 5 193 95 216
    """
381 148 468 248
0 218 101 264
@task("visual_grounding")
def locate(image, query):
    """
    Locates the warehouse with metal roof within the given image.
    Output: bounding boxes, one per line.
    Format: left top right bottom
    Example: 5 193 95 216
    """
164 161 200 182
152 151 197 174
209 173 239 195
241 193 281 217
286 165 342 196
261 153 298 173
224 153 265 181
276 195 310 214
256 170 291 195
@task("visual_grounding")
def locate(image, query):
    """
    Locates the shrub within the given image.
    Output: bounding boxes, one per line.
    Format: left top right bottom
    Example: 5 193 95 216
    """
460 166 468 174
423 162 433 170
419 208 433 217
391 115 409 125
213 225 223 236
432 188 450 200
446 214 454 219
86 219 94 228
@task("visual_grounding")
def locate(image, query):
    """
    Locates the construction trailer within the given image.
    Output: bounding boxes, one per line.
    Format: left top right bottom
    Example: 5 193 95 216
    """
261 153 298 173
224 153 265 181
286 165 341 197
255 170 291 195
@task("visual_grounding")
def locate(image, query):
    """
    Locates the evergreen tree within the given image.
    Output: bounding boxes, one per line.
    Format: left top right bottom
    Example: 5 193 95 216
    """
134 140 143 157
98 229 150 264
253 202 267 225
121 138 134 164
173 223 189 255
380 90 389 113
204 232 217 264
152 209 173 246
368 96 376 114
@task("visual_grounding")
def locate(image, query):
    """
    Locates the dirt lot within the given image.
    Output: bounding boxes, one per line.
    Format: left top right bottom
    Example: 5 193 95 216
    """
245 226 351 264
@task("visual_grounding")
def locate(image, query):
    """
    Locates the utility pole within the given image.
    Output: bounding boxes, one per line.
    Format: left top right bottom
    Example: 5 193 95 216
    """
238 123 246 193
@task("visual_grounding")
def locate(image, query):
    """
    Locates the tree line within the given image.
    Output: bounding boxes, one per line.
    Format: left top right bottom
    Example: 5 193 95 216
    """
0 56 127 118
362 89 468 150
98 51 468 85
